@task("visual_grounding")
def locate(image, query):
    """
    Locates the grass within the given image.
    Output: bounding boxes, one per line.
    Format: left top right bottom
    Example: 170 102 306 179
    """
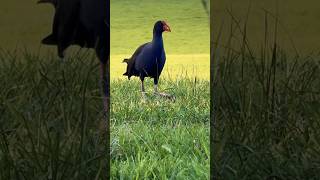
110 0 209 55
0 2 110 178
111 78 209 178
110 0 210 178
0 50 108 179
0 49 209 179
212 7 320 179
0 0 210 179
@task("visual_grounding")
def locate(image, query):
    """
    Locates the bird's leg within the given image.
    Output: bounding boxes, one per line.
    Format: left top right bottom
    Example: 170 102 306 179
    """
153 78 175 101
96 40 110 122
96 44 110 173
154 84 167 96
153 77 159 94
58 46 66 62
154 84 159 93
100 61 110 118
140 79 147 101
59 57 66 64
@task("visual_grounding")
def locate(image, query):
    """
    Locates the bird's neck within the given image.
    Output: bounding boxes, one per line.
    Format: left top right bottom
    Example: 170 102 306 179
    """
152 33 163 48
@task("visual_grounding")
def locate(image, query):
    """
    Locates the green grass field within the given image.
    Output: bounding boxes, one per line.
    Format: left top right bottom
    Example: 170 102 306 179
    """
110 0 209 178
111 78 209 178
110 0 209 55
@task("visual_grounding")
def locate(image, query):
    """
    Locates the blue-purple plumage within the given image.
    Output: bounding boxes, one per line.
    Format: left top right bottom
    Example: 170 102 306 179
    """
123 21 170 83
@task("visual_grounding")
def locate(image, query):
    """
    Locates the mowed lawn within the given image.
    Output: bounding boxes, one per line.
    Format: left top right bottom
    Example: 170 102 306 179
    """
110 0 210 179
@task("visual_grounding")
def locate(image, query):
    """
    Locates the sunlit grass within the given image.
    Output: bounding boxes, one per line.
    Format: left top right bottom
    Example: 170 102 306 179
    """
110 0 209 55
111 77 210 178
110 53 210 178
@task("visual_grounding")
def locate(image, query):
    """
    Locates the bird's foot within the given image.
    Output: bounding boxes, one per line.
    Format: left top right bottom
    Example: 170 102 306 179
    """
154 92 175 101
59 57 66 63
141 92 147 103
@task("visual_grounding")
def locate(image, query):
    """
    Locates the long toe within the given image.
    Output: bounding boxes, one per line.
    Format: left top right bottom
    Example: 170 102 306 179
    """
155 92 175 101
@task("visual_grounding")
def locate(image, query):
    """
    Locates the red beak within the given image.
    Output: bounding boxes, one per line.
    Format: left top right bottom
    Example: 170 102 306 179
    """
162 21 171 32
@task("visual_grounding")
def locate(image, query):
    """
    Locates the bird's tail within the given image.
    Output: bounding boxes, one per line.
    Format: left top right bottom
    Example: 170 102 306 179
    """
123 58 129 63
41 34 57 45
123 58 130 78
123 58 137 80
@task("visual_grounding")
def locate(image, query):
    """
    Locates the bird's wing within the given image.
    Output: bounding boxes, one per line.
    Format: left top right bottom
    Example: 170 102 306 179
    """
130 42 149 60
123 43 149 78
161 48 166 61
41 0 81 57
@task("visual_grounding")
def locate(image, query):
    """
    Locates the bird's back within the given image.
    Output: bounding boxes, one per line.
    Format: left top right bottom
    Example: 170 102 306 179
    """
134 43 166 78
123 43 149 79
41 0 109 53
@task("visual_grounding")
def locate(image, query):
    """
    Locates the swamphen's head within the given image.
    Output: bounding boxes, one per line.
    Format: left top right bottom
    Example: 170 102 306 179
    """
153 21 171 35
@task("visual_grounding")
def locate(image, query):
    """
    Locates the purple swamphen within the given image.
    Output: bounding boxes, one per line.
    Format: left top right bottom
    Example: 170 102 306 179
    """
38 0 110 116
123 20 174 100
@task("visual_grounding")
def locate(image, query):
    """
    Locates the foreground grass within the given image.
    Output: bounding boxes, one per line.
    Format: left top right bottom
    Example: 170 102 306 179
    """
0 50 107 179
111 78 210 179
212 11 320 179
213 50 320 179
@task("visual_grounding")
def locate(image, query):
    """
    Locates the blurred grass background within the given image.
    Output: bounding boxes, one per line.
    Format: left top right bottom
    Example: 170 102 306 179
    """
0 0 54 53
110 0 209 55
211 0 320 179
212 0 320 54
110 0 210 81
